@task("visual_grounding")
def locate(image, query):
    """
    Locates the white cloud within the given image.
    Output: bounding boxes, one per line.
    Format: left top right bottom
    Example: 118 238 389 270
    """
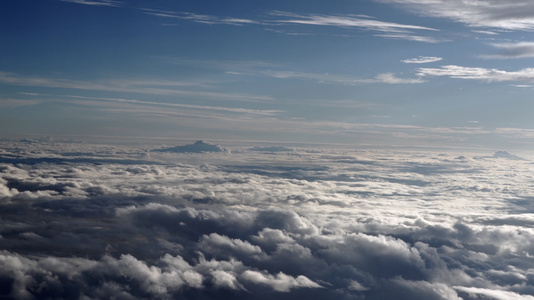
454 286 534 300
60 0 121 6
142 9 259 26
2 142 534 298
375 33 444 43
402 56 443 64
241 270 322 292
0 71 273 102
377 0 534 31
375 72 425 84
417 65 534 82
481 42 534 59
270 11 437 33
269 11 441 42
264 70 423 84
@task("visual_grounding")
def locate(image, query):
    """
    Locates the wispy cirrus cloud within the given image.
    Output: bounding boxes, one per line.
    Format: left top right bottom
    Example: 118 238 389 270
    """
402 56 443 64
0 71 273 102
374 33 443 43
142 9 259 26
481 42 534 59
255 70 424 85
269 11 441 43
377 0 534 31
63 95 282 116
60 0 121 6
269 11 437 33
417 65 534 82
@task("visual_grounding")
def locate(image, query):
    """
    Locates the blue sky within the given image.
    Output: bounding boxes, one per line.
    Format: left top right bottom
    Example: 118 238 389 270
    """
2 0 534 148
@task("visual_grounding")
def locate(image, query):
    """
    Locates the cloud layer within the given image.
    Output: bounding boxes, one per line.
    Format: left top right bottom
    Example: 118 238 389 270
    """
1 141 534 299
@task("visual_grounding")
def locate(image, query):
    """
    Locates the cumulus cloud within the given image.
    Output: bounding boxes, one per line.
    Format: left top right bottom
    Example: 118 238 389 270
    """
1 141 534 299
454 286 534 300
241 270 322 292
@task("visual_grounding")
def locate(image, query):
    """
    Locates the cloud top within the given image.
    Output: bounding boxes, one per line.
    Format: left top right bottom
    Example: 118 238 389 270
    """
1 142 534 299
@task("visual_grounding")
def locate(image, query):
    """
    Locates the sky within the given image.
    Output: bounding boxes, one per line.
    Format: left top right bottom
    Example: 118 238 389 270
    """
2 0 534 148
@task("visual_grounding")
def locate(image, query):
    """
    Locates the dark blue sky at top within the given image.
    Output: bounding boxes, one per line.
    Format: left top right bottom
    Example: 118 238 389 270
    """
2 0 534 148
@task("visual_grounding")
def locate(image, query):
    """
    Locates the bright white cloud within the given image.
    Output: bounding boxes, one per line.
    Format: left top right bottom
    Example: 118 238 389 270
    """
241 270 322 292
270 11 437 33
402 56 443 64
417 65 534 82
269 11 441 42
2 142 534 298
454 286 534 300
377 0 534 30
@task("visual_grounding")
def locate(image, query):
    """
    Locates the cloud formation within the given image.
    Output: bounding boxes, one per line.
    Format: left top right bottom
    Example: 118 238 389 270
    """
142 9 259 26
377 0 534 30
263 70 423 85
402 56 443 64
481 42 534 59
417 65 534 82
1 141 534 299
270 11 441 42
60 0 121 6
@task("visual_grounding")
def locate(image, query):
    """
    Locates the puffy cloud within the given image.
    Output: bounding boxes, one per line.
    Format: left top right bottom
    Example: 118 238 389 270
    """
241 270 322 292
1 141 534 298
454 286 534 300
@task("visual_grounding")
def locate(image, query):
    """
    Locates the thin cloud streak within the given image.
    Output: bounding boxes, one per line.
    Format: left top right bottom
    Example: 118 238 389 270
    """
268 11 442 43
0 71 273 102
374 33 444 43
64 95 283 116
142 9 259 26
261 70 424 85
270 11 438 33
60 0 121 7
417 65 534 82
481 42 534 59
402 56 443 64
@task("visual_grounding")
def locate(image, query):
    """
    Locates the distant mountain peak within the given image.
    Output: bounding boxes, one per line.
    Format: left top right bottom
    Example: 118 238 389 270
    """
154 140 228 153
